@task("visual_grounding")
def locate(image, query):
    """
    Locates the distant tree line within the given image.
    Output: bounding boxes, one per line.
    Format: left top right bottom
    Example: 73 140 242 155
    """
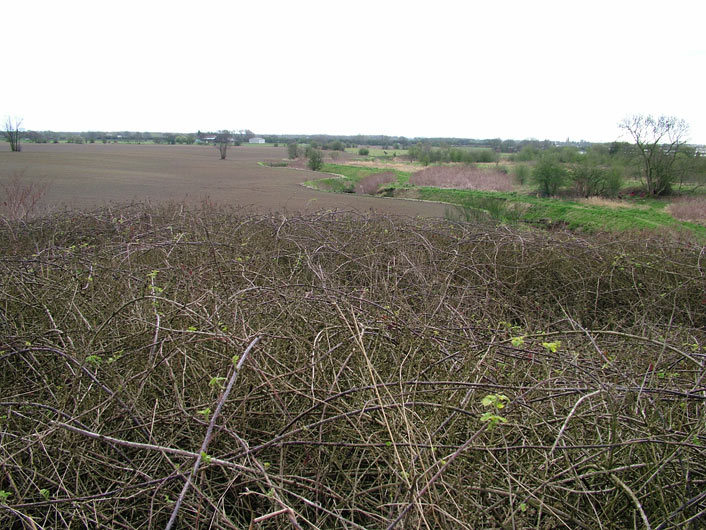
407 144 499 165
268 135 555 152
7 130 586 156
12 131 212 145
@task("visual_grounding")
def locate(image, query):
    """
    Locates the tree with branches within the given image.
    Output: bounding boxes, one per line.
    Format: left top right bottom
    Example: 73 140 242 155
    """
619 114 689 195
4 117 23 152
215 130 232 160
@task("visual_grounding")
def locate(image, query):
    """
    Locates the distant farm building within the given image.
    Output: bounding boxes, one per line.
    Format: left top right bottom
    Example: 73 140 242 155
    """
249 137 266 144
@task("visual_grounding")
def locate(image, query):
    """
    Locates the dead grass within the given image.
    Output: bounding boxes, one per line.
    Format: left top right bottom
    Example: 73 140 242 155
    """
345 159 422 172
410 165 516 192
354 171 397 194
667 195 706 223
578 197 649 210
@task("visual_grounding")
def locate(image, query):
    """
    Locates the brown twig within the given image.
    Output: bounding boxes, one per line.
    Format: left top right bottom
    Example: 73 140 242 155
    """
164 336 261 530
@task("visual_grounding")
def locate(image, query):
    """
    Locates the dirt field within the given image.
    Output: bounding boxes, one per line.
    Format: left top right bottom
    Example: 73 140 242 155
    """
0 143 448 217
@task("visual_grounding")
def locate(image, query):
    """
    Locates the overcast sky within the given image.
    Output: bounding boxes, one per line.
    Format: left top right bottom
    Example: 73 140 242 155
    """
3 0 705 143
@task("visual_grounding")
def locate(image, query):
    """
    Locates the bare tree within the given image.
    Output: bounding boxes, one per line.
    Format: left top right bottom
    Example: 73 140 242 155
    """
4 116 23 152
215 130 232 160
619 114 689 195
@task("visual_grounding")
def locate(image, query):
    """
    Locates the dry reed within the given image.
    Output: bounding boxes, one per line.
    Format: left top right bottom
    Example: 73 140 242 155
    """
410 165 515 191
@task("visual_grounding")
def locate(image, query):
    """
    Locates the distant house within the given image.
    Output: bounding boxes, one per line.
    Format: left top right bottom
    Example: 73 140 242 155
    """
249 137 266 144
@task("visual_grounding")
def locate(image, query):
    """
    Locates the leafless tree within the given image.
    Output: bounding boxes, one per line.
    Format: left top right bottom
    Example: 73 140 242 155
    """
619 114 689 195
215 130 232 160
4 116 23 152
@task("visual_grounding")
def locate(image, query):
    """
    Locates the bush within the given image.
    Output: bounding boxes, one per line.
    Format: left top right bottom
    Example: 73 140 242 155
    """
307 149 323 171
514 164 531 185
358 147 369 156
0 172 49 220
571 162 624 197
287 143 299 159
532 157 567 196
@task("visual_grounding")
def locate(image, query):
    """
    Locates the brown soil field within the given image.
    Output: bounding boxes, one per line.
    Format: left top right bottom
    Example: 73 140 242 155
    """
0 143 448 217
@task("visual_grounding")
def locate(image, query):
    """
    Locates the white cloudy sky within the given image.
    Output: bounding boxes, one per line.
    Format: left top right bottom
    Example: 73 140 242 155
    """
3 0 705 143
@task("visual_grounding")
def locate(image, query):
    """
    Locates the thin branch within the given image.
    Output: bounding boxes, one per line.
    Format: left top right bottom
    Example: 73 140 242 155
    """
610 473 652 530
164 335 261 530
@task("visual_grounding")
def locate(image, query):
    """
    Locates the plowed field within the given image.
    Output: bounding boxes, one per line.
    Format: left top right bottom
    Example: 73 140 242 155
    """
0 143 448 216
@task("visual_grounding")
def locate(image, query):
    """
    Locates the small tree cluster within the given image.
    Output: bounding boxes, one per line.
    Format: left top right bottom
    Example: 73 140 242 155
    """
175 134 196 145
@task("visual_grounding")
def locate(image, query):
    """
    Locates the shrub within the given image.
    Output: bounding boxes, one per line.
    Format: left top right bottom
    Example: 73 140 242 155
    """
571 162 624 197
307 149 323 171
532 157 567 196
0 172 49 220
358 147 369 156
287 143 299 159
514 164 531 185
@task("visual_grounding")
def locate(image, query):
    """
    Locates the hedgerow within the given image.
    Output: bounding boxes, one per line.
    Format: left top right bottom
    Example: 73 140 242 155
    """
0 204 704 528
